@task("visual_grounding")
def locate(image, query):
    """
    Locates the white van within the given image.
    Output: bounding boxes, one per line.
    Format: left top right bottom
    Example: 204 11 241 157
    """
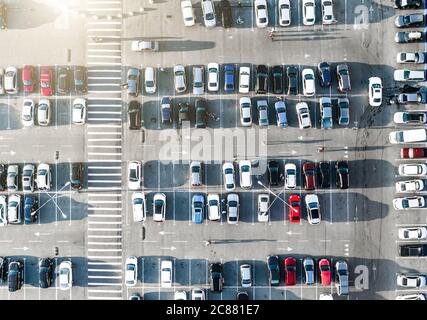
389 129 427 144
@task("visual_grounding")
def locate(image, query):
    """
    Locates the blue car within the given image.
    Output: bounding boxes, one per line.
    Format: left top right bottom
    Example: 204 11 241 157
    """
24 196 38 224
224 65 235 92
274 100 287 128
192 194 205 224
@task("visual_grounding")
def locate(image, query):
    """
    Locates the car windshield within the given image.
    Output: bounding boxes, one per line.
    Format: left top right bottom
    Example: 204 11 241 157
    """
175 71 184 76
129 169 137 181
286 265 296 271
146 81 154 87
305 74 314 80
23 80 32 86
39 104 48 111
209 200 218 206
154 200 163 214
287 169 296 175
228 201 237 207
41 81 50 88
320 265 330 272
305 264 313 271
127 264 135 271
38 169 47 176
291 201 300 207
225 168 233 175
133 198 143 205
276 107 285 113
241 165 250 173
402 200 409 208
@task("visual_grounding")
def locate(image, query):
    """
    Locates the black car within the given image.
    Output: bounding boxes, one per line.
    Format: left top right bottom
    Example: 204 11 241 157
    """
24 196 38 224
317 162 330 189
399 244 427 257
210 263 224 292
0 164 6 191
317 62 331 87
178 103 190 126
268 160 280 186
38 258 53 288
271 65 283 94
220 0 232 28
74 66 87 94
128 100 141 130
335 161 349 189
8 260 23 292
236 291 249 300
394 0 422 9
57 66 71 95
286 66 298 95
195 99 207 128
267 255 280 286
0 2 6 30
256 64 268 94
161 96 172 124
70 162 84 191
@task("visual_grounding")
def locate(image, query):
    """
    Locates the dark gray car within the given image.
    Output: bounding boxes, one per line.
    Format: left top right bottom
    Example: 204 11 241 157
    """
337 64 351 92
161 97 172 124
127 68 140 97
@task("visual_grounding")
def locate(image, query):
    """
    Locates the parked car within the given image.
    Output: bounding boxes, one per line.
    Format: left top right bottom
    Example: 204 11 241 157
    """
302 68 315 96
321 0 335 24
401 148 427 159
303 257 315 285
227 193 239 225
153 193 166 222
144 67 156 94
368 77 382 107
394 69 426 82
267 255 280 286
161 97 172 124
317 161 330 189
398 227 427 240
72 98 87 125
195 99 207 128
210 263 224 292
22 164 35 193
178 102 190 126
202 0 216 28
256 64 268 94
236 291 249 300
303 161 316 190
7 165 18 191
0 195 7 226
278 0 291 26
181 0 195 26
335 161 349 189
239 67 251 93
284 163 297 190
127 68 140 96
128 161 142 190
389 129 427 144
257 100 269 126
318 258 331 286
8 260 23 292
395 13 424 28
268 160 280 186
190 161 202 186
59 261 72 290
22 99 35 127
302 0 316 25
74 66 87 94
224 64 235 92
255 0 269 28
320 97 333 129
174 65 187 93
284 257 297 286
395 179 424 193
192 66 204 95
397 92 427 104
174 291 187 300
318 62 331 87
337 64 351 92
240 97 252 127
399 163 427 176
395 31 424 43
223 162 235 191
128 100 141 130
7 194 21 224
394 111 427 125
335 261 349 296
161 260 173 288
338 98 349 126
397 274 427 288
287 66 298 95
38 258 53 289
0 68 4 95
132 192 146 222
396 294 425 300
4 66 18 94
0 3 6 30
192 194 205 224
207 193 221 221
305 194 321 225
397 52 425 64
125 256 138 287
37 99 51 126
240 264 252 287
393 196 425 210
207 63 219 92
131 40 159 52
257 194 269 222
296 102 312 129
271 65 283 94
275 100 287 128
57 66 71 95
192 288 206 300
36 163 51 191
239 160 252 189
70 162 84 191
394 0 422 9
22 65 36 93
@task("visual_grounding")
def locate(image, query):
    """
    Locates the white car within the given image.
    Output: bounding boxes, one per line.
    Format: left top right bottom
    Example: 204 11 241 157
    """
394 111 427 125
257 194 270 222
7 194 21 224
305 194 321 225
202 0 216 28
296 102 312 129
397 52 425 64
396 294 426 300
37 99 51 126
132 192 146 222
389 129 427 144
161 260 173 288
72 98 87 125
59 261 73 291
174 290 188 300
393 196 425 210
394 69 426 82
191 288 206 300
239 67 250 93
397 274 427 288
368 77 382 107
278 0 291 26
144 67 156 94
227 193 239 225
321 0 334 25
128 161 142 190
181 0 195 27
222 162 236 191
4 66 18 94
22 164 35 193
192 66 204 95
254 0 269 28
302 0 316 26
240 264 252 287
396 179 424 193
398 227 427 240
302 68 315 96
239 160 252 189
240 97 252 127
207 63 219 92
207 193 221 221
174 65 187 93
399 164 427 176
125 256 138 287
36 163 51 191
285 163 297 189
0 68 4 95
22 99 35 127
0 195 7 226
153 193 166 222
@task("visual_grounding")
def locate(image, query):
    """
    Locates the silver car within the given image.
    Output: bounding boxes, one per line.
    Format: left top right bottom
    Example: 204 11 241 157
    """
4 66 18 94
337 64 351 92
7 165 18 191
22 164 35 193
37 99 51 126
303 257 315 285
127 68 140 97
335 261 349 296
257 100 269 126
190 161 202 186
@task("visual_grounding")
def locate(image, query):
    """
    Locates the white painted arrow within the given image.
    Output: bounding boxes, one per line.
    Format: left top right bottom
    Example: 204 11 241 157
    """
159 231 174 236
286 231 302 236
160 246 176 251
13 247 29 251
34 232 50 237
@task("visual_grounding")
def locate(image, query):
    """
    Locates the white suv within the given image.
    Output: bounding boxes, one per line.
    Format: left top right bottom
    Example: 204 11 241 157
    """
36 163 51 191
285 163 297 189
207 63 219 92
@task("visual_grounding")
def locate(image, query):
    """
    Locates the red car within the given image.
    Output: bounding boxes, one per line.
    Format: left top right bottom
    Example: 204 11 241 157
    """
302 161 316 190
22 65 36 93
288 194 301 223
284 257 297 286
40 66 54 96
318 259 331 286
401 148 427 159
